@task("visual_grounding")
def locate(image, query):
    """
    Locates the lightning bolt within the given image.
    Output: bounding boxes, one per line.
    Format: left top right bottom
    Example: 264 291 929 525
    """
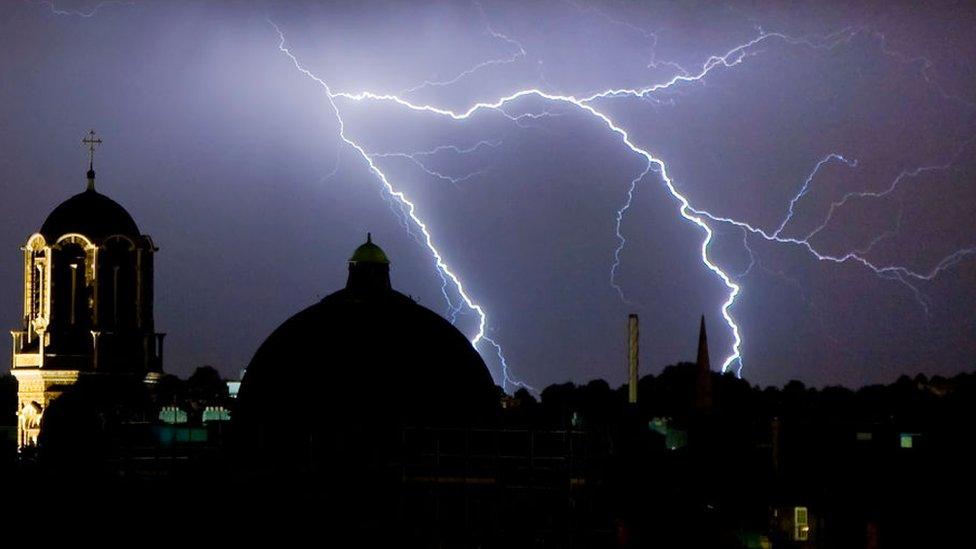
398 2 526 96
561 0 687 75
368 140 501 189
27 0 133 18
271 22 536 391
368 140 502 323
21 2 972 387
875 32 976 109
735 228 758 282
705 136 976 322
774 153 858 238
270 14 973 385
272 22 751 379
609 159 652 303
803 136 976 243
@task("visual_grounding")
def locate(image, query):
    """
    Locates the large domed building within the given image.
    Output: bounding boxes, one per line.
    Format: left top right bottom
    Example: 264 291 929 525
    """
10 133 163 449
235 234 500 469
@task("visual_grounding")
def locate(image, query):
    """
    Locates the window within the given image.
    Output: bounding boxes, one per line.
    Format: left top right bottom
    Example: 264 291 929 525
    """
794 506 809 541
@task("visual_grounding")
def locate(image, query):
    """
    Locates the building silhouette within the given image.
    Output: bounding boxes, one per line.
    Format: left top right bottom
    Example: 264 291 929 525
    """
3 140 972 546
9 132 163 448
235 233 499 471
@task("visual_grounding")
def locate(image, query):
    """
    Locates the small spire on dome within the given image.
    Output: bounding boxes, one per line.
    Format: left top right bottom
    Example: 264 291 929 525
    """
350 233 389 265
82 129 102 191
347 234 391 292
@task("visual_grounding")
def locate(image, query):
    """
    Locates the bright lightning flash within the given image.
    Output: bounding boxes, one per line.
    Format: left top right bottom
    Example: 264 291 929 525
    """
270 14 974 387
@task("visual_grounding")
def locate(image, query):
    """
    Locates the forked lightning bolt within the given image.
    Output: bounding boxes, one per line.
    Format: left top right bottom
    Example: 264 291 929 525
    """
368 140 501 189
24 1 971 387
270 16 974 385
399 2 526 96
270 23 537 391
272 21 753 382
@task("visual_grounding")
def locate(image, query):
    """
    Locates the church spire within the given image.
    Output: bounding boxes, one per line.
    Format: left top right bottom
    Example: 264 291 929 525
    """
696 314 710 371
696 314 712 413
82 129 102 191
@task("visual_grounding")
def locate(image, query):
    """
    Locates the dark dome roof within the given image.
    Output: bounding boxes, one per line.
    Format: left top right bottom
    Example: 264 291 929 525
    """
40 189 140 241
235 239 499 469
237 287 499 428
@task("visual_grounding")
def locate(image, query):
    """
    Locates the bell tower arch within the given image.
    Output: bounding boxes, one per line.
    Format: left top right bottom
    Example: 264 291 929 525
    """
10 131 164 449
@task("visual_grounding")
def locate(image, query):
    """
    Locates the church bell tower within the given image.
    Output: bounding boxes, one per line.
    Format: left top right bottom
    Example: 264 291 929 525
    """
9 131 164 449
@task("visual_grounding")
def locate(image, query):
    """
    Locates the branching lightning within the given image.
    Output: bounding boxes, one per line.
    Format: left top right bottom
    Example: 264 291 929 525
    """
269 8 974 387
369 140 503 323
28 0 133 18
271 22 537 391
803 136 976 242
697 134 976 321
609 159 652 303
561 0 686 75
26 0 971 388
368 140 501 189
774 153 858 238
271 21 752 381
398 2 526 96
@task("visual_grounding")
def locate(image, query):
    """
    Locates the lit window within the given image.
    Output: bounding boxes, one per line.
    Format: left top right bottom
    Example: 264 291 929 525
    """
794 506 809 541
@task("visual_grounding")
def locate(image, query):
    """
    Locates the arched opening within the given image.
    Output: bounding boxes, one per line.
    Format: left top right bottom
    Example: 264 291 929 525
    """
98 238 139 372
51 241 91 352
100 238 137 331
24 235 48 332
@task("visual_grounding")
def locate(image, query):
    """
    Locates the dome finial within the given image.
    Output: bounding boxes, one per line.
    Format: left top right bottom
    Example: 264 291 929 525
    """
348 234 391 292
82 129 102 191
349 234 390 265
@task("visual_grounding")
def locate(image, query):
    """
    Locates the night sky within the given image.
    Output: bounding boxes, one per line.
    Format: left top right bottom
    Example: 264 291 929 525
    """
1 0 974 390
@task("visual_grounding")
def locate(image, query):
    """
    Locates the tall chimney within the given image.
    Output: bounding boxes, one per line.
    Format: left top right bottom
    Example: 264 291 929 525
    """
628 314 639 404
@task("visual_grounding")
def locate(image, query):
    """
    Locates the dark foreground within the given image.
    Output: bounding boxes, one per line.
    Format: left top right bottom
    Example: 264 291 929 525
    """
1 367 973 547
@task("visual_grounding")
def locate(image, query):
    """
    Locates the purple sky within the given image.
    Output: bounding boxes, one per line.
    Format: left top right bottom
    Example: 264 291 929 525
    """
1 0 974 389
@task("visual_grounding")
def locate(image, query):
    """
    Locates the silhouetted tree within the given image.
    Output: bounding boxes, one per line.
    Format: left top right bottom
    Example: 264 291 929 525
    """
154 373 185 407
578 378 616 427
186 365 228 404
39 375 152 468
504 387 539 426
540 382 576 426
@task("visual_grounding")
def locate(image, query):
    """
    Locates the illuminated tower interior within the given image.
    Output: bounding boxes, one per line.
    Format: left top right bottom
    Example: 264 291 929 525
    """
9 131 164 449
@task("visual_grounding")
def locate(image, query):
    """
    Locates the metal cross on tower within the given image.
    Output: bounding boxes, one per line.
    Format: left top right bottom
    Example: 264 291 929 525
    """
82 129 102 190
